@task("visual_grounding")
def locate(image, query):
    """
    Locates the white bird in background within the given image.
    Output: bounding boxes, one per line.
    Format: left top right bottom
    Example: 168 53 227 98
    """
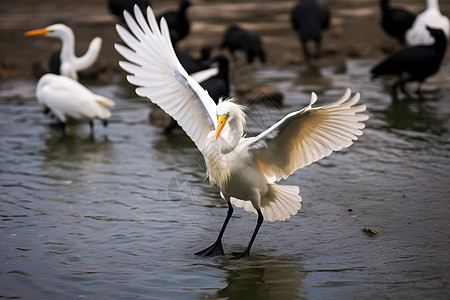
36 74 115 130
115 6 368 258
406 0 449 46
25 23 102 81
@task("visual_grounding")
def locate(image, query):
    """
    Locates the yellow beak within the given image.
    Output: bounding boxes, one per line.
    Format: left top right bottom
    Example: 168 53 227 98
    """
25 28 51 36
214 114 229 141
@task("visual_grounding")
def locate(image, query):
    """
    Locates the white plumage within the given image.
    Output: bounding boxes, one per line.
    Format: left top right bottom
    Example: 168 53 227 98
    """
36 74 114 126
115 6 368 257
406 0 449 45
25 23 102 80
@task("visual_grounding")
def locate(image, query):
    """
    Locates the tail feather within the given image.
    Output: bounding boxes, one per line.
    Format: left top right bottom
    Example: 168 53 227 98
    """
231 184 302 222
93 95 115 120
95 95 115 107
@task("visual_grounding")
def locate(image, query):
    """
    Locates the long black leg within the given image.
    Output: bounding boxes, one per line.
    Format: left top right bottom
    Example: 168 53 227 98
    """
315 40 322 59
302 42 311 62
399 80 413 99
60 122 66 135
195 201 234 257
43 107 51 115
391 80 399 101
232 209 264 259
416 82 425 101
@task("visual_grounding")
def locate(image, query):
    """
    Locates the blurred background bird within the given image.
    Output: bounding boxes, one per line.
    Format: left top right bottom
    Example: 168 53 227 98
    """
25 24 102 81
371 26 447 100
157 0 191 46
220 25 266 65
202 56 229 102
291 0 330 61
406 0 449 46
379 0 416 44
175 45 218 74
108 0 151 22
35 73 115 132
25 24 114 132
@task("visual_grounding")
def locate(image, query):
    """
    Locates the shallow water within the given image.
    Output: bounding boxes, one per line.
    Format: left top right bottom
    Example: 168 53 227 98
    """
1 58 450 299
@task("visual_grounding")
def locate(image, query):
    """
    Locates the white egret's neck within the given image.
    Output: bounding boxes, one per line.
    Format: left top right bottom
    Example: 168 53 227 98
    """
58 27 76 68
218 118 244 154
71 37 102 71
216 101 246 154
55 26 102 72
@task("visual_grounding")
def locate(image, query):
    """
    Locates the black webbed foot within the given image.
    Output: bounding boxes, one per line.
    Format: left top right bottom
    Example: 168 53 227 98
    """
195 240 225 257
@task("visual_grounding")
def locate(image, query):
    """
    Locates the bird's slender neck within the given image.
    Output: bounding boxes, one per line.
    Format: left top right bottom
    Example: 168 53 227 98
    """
58 29 76 67
219 121 244 154
180 1 190 15
58 30 100 72
72 38 101 71
427 0 439 10
218 115 244 154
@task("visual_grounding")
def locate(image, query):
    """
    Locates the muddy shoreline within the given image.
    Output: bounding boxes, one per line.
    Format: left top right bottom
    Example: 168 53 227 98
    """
1 0 449 81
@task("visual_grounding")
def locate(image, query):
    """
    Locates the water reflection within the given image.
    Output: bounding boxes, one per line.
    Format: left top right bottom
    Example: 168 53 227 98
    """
293 65 334 93
206 256 306 299
41 132 113 164
39 132 115 183
376 99 448 135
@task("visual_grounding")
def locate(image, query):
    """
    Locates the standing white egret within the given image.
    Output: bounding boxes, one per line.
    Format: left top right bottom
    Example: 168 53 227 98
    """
115 6 368 258
25 24 102 81
405 0 449 46
36 74 115 130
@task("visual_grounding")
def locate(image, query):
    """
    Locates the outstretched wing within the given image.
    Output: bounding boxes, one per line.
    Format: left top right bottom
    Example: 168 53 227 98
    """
115 5 217 153
248 89 368 182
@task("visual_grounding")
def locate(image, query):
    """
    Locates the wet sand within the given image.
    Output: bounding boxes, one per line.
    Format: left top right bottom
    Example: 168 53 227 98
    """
0 0 449 80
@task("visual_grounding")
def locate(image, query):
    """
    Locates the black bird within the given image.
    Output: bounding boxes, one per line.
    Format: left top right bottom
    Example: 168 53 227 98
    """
291 0 330 61
380 0 416 44
200 55 230 103
221 25 266 64
108 0 150 22
371 26 447 100
49 50 61 75
175 45 218 74
157 0 191 46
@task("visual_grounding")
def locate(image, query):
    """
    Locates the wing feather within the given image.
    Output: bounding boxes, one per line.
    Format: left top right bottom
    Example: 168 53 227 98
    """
249 89 368 182
115 5 217 152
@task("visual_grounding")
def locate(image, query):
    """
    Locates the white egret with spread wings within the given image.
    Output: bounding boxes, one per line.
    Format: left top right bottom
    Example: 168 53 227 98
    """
115 6 368 258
